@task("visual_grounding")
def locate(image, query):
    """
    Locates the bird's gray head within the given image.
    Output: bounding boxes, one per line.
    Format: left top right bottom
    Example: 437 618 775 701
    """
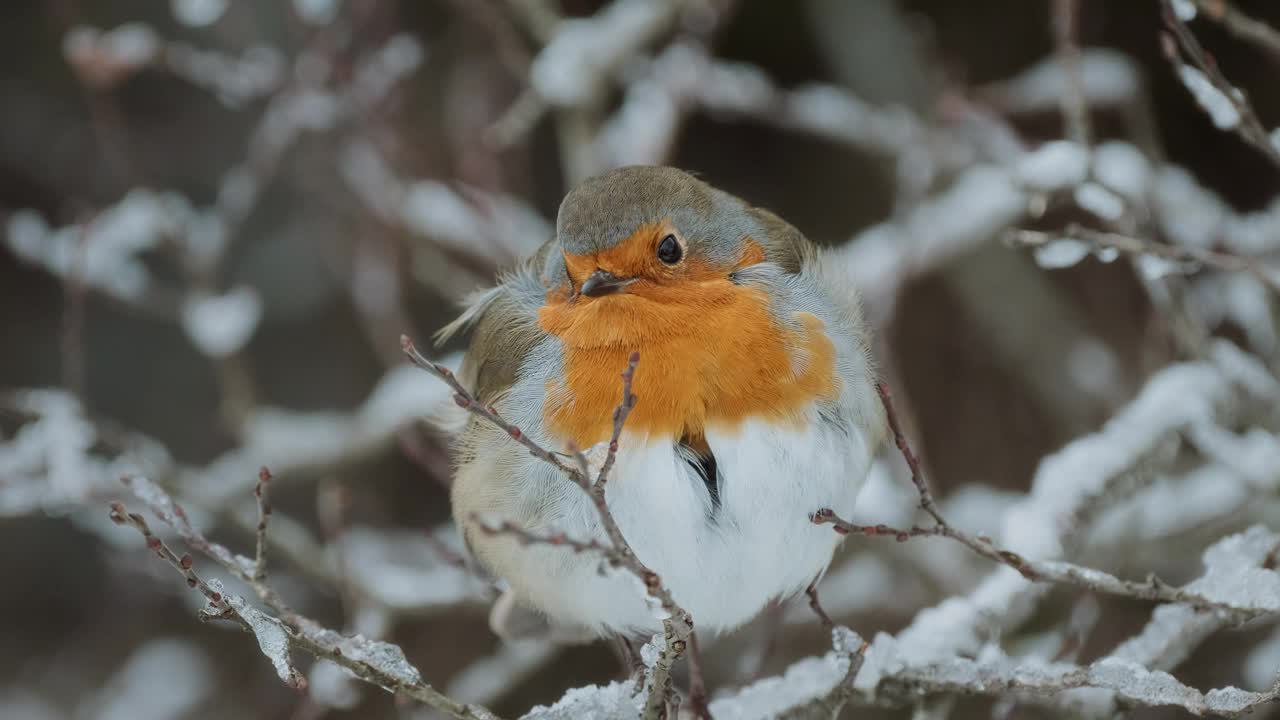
550 166 768 297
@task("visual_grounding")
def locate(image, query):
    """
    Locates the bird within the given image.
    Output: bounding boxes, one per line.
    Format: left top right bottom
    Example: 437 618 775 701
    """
440 165 886 638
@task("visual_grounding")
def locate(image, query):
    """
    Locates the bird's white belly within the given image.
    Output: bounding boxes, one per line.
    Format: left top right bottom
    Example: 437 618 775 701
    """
525 408 873 635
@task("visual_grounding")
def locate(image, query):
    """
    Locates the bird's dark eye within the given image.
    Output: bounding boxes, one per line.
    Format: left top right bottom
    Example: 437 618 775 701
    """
657 234 682 264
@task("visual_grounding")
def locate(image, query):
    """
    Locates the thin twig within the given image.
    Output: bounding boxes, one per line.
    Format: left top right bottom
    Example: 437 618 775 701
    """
400 335 582 480
1161 0 1280 169
112 476 505 720
1051 0 1092 148
805 579 834 630
875 381 1062 572
775 632 870 718
473 515 617 558
1005 225 1280 293
876 383 945 526
401 335 694 717
108 501 232 615
1191 0 1280 57
815 381 1280 623
596 350 639 488
811 506 1271 623
253 466 272 579
811 507 1038 580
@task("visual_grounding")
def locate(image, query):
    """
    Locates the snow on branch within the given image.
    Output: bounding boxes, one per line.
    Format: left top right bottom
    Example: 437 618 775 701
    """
1187 0 1280 60
110 473 504 720
1161 0 1280 168
183 358 460 508
529 0 685 108
835 341 1276 703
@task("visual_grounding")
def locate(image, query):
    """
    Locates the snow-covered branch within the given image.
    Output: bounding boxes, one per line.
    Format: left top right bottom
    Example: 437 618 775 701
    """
111 474 504 720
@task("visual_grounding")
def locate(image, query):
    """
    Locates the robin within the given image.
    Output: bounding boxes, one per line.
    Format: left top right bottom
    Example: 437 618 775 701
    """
441 165 886 638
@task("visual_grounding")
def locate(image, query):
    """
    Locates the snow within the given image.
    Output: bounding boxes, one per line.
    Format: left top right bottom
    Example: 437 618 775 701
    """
350 35 425 107
1074 182 1126 222
1093 141 1150 202
1089 657 1200 709
180 287 263 358
1190 275 1278 356
841 164 1027 313
1190 526 1280 612
338 139 547 267
784 555 911 624
864 343 1267 694
62 23 160 71
638 634 662 668
531 0 675 106
1093 464 1248 546
188 353 461 506
447 641 558 705
519 680 642 720
1244 627 1280 690
1206 687 1266 714
1014 140 1088 191
293 0 338 25
1172 0 1197 21
333 526 478 612
216 584 303 687
997 50 1139 111
1135 254 1184 281
1177 65 1241 130
5 190 182 301
1152 166 1226 248
308 659 361 709
403 182 483 248
86 638 213 720
1067 338 1122 397
1190 425 1280 490
171 0 228 27
1033 238 1090 269
309 627 423 687
711 628 864 720
166 44 285 106
103 23 161 66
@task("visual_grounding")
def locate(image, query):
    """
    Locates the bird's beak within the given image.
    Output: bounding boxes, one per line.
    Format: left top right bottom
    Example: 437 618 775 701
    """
579 269 633 297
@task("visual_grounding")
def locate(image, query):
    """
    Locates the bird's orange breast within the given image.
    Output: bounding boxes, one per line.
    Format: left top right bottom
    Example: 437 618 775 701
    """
537 278 839 449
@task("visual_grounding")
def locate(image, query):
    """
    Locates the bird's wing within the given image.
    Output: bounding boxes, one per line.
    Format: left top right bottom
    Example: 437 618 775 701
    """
436 240 557 408
746 205 816 273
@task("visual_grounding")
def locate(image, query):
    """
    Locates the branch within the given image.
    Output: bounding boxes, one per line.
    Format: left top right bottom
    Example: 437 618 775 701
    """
252 466 272 579
1005 225 1280 293
1051 0 1092 148
595 351 638 488
708 628 869 718
1190 0 1280 57
813 507 1276 622
858 633 1278 718
473 516 616 559
108 501 233 615
111 474 504 720
811 507 1037 580
845 383 1038 577
1061 526 1280 717
815 380 1280 622
1161 0 1280 169
400 335 581 480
